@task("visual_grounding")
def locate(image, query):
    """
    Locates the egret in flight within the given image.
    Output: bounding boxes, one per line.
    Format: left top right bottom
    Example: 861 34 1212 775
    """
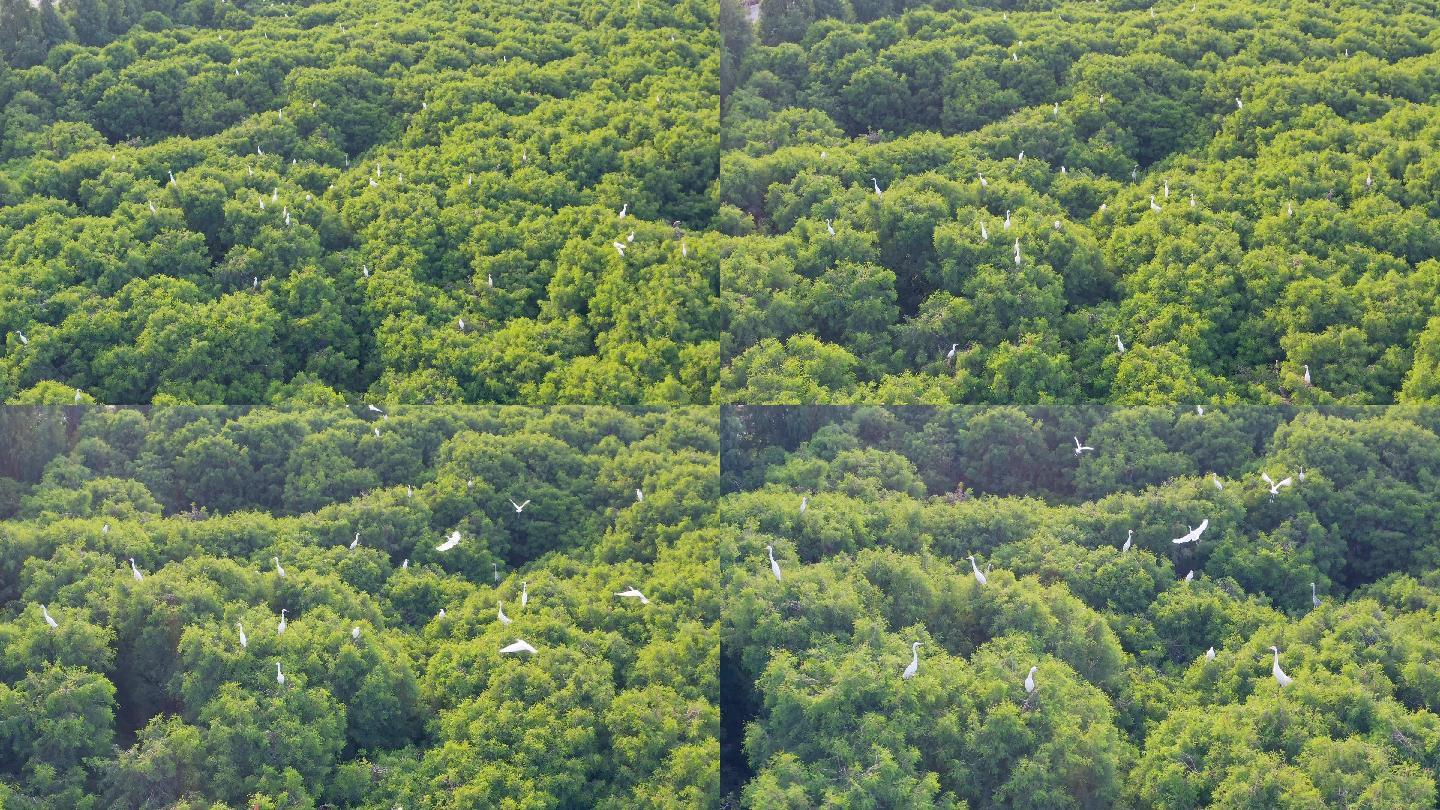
1114 334 1126 353
903 642 921 680
1261 472 1293 496
1025 666 1038 694
273 557 285 577
237 621 248 649
1310 582 1321 608
1269 646 1292 687
1172 519 1209 544
1074 437 1094 455
766 545 782 581
509 499 531 513
1122 529 1132 553
615 587 650 605
498 601 512 625
276 662 285 685
436 531 461 552
968 554 988 585
41 605 58 629
500 639 537 655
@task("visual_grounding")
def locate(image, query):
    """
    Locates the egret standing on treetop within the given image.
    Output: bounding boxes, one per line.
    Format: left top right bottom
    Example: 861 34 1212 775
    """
1311 582 1321 608
1269 646 1293 687
41 604 57 629
276 662 285 685
237 621 248 649
273 556 285 577
1025 665 1038 694
872 177 883 197
1122 529 1133 553
1114 334 1126 353
129 558 143 581
968 554 988 585
278 609 287 634
498 600 512 625
766 545 782 581
903 642 921 680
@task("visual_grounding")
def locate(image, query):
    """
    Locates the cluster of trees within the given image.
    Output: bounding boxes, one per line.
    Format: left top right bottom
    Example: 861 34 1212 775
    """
0 0 719 405
721 405 1440 807
0 405 719 808
719 0 1440 404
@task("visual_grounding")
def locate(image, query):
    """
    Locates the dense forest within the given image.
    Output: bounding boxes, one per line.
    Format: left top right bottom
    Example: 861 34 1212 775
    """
719 0 1440 404
0 405 719 808
722 406 1440 807
0 0 718 405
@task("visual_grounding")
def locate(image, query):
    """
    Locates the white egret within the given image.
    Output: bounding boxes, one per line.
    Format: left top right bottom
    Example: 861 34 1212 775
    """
612 241 626 257
14 331 27 345
826 219 835 236
1196 406 1205 416
1235 97 1243 109
872 177 883 197
276 662 285 685
402 559 409 570
102 523 109 534
272 556 285 578
1184 570 1195 582
967 554 988 585
130 558 143 581
1053 101 1059 116
946 343 959 362
1190 193 1196 208
1004 209 1011 230
488 273 495 288
510 499 531 513
41 604 58 629
1302 364 1311 386
615 587 650 605
1269 646 1292 687
1310 582 1321 608
1114 334 1126 353
237 621 248 649
1074 436 1094 455
681 240 688 257
373 426 381 438
767 545 782 581
350 533 360 550
351 626 361 640
1122 529 1132 553
978 173 988 187
1150 195 1162 212
1213 473 1224 491
278 609 287 634
903 642 921 680
500 639 537 655
438 608 446 619
521 582 529 608
168 170 176 186
1025 665 1038 694
148 201 157 215
1172 519 1210 544
627 231 635 243
979 220 988 241
635 488 644 502
457 317 465 331
436 531 461 552
407 485 414 498
1163 178 1170 198
1013 238 1021 268
1261 472 1293 496
618 203 628 219
493 562 500 583
498 600 512 625
1205 646 1215 661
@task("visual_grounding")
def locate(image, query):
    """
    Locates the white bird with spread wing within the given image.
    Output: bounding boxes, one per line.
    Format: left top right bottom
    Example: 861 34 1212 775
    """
436 530 461 552
1172 519 1210 545
509 499 531 513
615 587 650 605
1074 436 1094 456
501 639 537 655
1261 472 1292 496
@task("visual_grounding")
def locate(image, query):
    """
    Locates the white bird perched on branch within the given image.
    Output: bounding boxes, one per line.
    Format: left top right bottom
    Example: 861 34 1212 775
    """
498 600 512 625
615 587 650 605
1025 665 1038 694
41 604 58 629
766 545 782 581
635 488 644 502
237 621 248 649
276 662 285 685
903 642 921 680
979 220 988 241
1004 210 1011 230
1184 570 1195 582
1013 238 1021 268
278 609 287 634
1205 646 1215 661
351 626 361 640
436 531 461 552
1269 646 1292 687
273 556 285 577
349 533 360 550
872 177 883 197
130 558 143 581
1122 529 1132 553
826 219 835 236
1114 334 1126 353
1310 582 1321 608
968 554 988 585
1150 195 1162 212
521 582 528 607
613 241 626 257
1172 519 1209 544
618 203 628 219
